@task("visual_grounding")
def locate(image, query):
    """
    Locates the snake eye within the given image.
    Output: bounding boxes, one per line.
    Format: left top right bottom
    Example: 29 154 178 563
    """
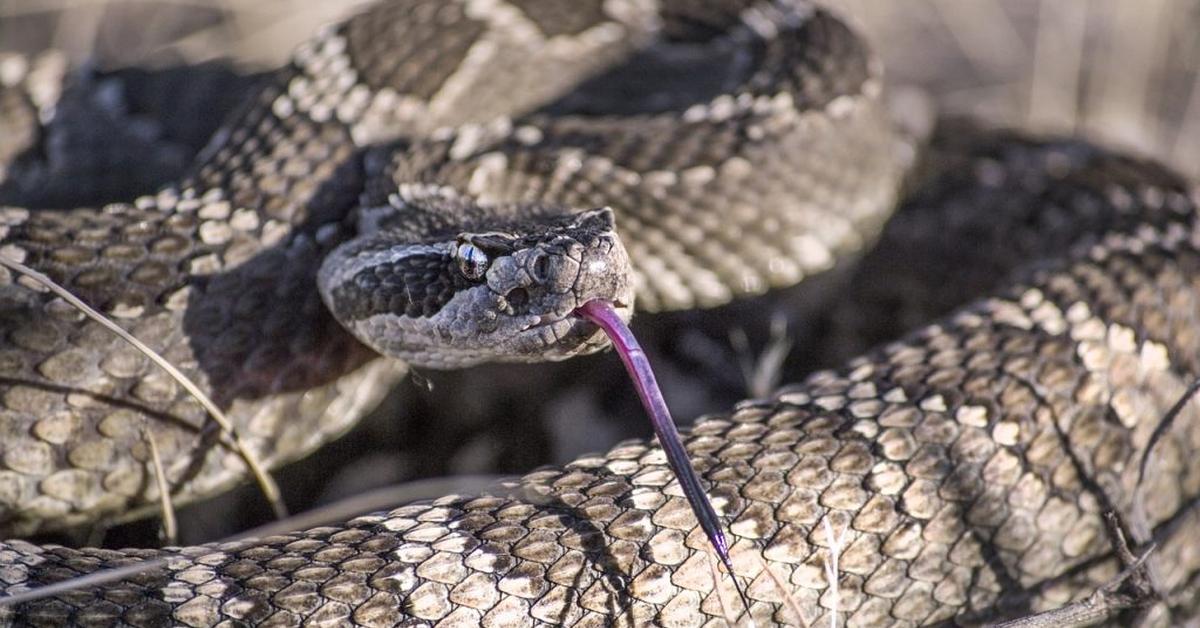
455 242 490 280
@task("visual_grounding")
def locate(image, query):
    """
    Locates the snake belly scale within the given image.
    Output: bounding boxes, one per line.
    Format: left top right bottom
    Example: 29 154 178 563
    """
0 0 1198 626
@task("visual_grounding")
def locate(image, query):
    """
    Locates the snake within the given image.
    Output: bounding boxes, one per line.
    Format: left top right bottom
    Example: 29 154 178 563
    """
0 0 1198 625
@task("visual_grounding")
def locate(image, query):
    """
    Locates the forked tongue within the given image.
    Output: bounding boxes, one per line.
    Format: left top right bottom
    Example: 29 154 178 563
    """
575 300 752 619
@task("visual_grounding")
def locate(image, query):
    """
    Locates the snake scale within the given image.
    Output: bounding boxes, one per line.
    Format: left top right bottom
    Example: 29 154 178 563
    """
0 0 1198 625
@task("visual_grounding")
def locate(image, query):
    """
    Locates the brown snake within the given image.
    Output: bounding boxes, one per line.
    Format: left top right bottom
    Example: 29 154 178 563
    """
1 0 1199 625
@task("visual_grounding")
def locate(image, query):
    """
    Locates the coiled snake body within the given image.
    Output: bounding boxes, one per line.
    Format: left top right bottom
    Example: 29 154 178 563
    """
0 0 1198 625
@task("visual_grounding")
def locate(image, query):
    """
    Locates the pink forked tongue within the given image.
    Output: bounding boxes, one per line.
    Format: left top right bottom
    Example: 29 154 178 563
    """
575 300 750 614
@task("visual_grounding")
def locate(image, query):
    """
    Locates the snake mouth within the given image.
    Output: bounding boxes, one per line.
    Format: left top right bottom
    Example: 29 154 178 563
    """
515 300 632 356
576 298 632 323
568 298 633 344
519 299 632 333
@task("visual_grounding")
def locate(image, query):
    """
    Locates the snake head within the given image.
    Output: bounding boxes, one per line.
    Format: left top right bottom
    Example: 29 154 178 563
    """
318 207 635 369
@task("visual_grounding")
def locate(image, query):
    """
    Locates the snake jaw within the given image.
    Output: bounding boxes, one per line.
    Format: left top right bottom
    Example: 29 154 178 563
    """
515 299 634 355
522 298 632 332
536 261 634 357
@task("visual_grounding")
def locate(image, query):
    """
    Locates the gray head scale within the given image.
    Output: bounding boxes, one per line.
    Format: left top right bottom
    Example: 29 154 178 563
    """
318 204 635 369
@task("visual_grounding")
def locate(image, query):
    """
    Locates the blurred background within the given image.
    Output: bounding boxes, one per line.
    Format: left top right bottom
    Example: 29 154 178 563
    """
5 0 1197 175
2 0 1198 548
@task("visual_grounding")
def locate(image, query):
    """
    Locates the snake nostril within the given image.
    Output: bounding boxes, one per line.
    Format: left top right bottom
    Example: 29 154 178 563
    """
506 287 529 308
531 253 551 284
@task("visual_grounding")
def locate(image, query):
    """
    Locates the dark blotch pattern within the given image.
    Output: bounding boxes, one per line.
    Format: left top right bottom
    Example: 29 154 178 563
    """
506 0 610 38
332 250 472 321
342 0 487 99
2 1 1199 625
767 9 874 110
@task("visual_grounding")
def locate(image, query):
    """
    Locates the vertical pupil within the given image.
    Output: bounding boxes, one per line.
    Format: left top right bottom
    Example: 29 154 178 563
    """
459 244 487 278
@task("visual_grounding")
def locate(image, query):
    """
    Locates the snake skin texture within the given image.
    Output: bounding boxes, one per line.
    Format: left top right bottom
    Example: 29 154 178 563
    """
1 0 1199 626
0 0 904 536
3 134 1200 625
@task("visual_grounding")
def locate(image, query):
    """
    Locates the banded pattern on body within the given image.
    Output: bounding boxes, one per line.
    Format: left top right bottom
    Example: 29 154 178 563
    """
3 134 1200 625
0 0 1197 626
0 0 905 535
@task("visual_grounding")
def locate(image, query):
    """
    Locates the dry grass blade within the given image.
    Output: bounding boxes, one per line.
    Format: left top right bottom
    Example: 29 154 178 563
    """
0 429 183 604
1174 72 1200 179
756 554 810 628
821 516 850 628
143 428 178 545
706 545 751 627
240 474 503 538
728 314 792 399
0 255 286 520
1027 0 1087 133
928 0 1024 78
0 558 171 608
1082 0 1172 153
0 472 506 606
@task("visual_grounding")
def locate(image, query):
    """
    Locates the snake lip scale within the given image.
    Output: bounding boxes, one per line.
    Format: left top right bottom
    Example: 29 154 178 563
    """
0 0 1198 625
526 299 630 332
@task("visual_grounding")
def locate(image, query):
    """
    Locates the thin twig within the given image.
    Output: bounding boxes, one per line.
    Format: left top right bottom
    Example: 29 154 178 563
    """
992 549 1157 627
0 255 286 519
993 512 1160 628
1137 377 1200 488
